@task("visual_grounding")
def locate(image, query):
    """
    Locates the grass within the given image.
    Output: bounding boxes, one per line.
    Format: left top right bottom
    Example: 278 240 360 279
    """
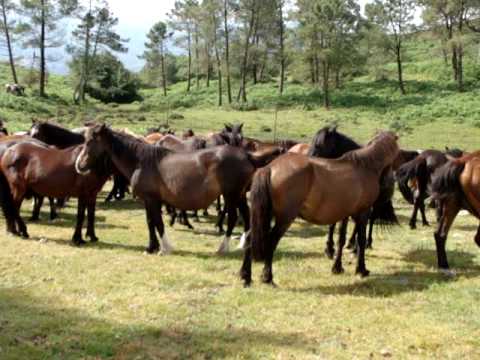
2 35 480 358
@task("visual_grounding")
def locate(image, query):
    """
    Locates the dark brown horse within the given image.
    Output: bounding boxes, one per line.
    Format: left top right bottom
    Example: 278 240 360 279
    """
239 131 399 287
0 141 111 244
431 152 480 274
76 125 281 254
396 148 463 229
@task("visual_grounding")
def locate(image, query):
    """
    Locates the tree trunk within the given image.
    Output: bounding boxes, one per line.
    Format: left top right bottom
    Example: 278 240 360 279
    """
457 45 463 91
278 0 285 95
39 0 46 97
238 5 257 103
452 46 458 81
187 30 192 93
224 0 232 103
78 9 92 104
205 42 211 88
212 14 222 106
310 58 315 84
194 25 200 90
1 0 18 84
161 49 167 97
396 43 406 95
322 59 330 109
335 66 341 89
314 54 320 87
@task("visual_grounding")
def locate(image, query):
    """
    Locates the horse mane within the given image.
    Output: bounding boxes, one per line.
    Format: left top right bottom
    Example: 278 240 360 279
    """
339 132 398 172
308 126 360 157
32 121 85 147
103 127 172 167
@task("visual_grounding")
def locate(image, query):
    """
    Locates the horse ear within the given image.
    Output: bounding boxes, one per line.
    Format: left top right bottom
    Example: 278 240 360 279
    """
238 123 244 132
224 123 232 132
330 125 338 133
445 146 450 151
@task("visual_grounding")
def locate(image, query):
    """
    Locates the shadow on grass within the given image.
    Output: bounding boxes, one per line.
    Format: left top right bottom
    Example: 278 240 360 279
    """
403 248 480 269
0 289 312 359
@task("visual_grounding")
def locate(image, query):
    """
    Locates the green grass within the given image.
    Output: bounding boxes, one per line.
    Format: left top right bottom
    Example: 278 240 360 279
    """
2 35 480 358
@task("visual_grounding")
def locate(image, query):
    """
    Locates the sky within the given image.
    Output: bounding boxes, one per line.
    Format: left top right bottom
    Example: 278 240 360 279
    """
1 0 375 74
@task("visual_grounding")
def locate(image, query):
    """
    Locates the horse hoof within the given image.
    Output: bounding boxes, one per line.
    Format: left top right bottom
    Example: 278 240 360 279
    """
423 222 430 227
356 268 370 277
332 266 345 274
409 223 416 230
29 217 39 222
72 239 86 246
89 237 99 243
439 268 456 277
21 233 30 240
324 248 335 260
145 247 159 254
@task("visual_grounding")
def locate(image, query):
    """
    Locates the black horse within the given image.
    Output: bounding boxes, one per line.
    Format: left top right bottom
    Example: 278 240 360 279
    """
308 126 398 260
396 147 463 229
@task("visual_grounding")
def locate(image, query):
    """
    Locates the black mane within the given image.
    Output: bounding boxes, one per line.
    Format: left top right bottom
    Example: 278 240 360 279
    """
31 121 85 148
103 127 172 167
308 126 360 158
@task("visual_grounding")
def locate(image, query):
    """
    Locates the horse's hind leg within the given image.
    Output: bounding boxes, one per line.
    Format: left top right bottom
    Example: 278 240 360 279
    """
48 197 58 221
353 213 370 277
217 200 238 254
434 197 460 271
367 216 375 249
419 198 429 226
72 199 87 246
332 219 349 274
240 234 253 287
237 196 250 249
181 211 194 229
325 223 336 259
30 195 43 221
85 200 98 242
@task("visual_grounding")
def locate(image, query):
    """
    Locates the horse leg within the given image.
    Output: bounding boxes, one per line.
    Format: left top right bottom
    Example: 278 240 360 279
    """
217 200 238 254
168 206 177 227
193 210 200 222
30 195 43 221
367 215 375 249
72 199 87 246
475 224 480 248
11 186 28 238
85 200 99 242
216 206 226 234
145 202 160 254
419 198 429 226
353 212 370 277
434 197 460 272
182 210 194 229
49 197 58 221
325 223 336 259
237 196 250 250
409 192 420 230
332 218 349 274
346 222 357 250
240 234 253 287
151 201 173 254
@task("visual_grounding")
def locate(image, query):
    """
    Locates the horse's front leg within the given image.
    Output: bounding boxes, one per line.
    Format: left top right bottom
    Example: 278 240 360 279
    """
367 215 375 249
72 199 87 245
237 196 250 250
240 235 253 287
145 201 160 254
409 191 420 229
354 213 370 277
151 201 173 254
325 223 336 259
85 198 99 242
332 218 349 274
217 200 238 254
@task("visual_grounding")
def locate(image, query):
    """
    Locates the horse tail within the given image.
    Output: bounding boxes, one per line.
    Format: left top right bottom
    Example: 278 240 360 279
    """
0 169 17 227
431 161 465 200
250 167 273 262
396 158 426 204
372 168 398 226
247 148 283 168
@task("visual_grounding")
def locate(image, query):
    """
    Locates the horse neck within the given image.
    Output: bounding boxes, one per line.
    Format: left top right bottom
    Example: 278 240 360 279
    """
102 132 140 180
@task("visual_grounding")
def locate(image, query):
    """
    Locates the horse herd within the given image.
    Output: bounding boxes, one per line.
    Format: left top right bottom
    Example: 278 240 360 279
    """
0 119 479 287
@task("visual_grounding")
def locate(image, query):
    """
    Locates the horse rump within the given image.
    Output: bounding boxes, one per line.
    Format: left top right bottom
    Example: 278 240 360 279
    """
431 161 465 201
250 167 273 262
396 157 427 204
373 168 398 227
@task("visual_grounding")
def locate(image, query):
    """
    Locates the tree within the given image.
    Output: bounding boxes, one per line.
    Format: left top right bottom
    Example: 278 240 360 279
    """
19 0 78 97
68 1 127 104
367 0 416 95
223 0 233 103
0 0 18 84
140 22 171 96
277 0 286 94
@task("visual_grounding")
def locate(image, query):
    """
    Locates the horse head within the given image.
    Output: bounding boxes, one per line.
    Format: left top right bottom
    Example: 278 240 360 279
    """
221 122 244 147
76 124 108 175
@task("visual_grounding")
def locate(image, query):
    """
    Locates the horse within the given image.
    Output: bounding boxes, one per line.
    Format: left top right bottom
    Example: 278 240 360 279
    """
206 123 244 147
30 120 130 205
396 147 463 229
431 152 480 273
0 141 111 243
5 84 25 96
307 126 397 256
288 143 310 155
75 124 282 254
239 131 399 287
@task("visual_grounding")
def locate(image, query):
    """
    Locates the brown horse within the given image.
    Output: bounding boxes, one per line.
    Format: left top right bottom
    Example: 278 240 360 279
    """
288 143 310 155
431 152 480 273
239 131 399 287
0 142 111 244
75 125 281 254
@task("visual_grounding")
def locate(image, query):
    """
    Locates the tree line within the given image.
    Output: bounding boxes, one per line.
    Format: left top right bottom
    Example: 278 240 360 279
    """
1 0 480 108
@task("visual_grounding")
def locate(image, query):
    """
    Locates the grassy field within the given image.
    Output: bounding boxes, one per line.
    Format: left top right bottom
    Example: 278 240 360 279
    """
2 35 480 358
